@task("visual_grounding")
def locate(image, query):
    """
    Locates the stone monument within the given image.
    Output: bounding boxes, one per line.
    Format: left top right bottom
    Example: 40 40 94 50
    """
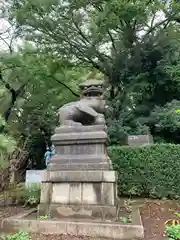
38 79 117 219
127 135 153 147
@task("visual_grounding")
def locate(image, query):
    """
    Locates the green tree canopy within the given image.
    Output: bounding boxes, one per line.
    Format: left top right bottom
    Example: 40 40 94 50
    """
2 0 180 145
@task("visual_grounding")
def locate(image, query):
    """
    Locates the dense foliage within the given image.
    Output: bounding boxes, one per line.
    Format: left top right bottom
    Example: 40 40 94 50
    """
8 0 180 143
0 0 180 173
1 231 29 240
0 42 90 169
108 144 180 199
166 224 180 240
0 115 16 169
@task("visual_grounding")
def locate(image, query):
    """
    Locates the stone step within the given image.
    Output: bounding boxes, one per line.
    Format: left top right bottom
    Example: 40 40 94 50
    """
3 209 144 240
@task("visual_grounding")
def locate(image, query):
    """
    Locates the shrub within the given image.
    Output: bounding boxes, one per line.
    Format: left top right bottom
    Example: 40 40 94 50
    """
165 224 180 240
3 183 25 204
108 144 180 199
0 183 41 206
23 183 41 206
0 115 16 169
0 231 29 240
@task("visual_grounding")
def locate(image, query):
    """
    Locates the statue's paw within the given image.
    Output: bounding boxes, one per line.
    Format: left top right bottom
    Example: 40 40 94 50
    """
94 114 105 125
73 122 82 126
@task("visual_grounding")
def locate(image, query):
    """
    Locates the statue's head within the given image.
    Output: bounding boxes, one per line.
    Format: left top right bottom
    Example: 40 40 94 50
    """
79 79 104 99
79 79 105 113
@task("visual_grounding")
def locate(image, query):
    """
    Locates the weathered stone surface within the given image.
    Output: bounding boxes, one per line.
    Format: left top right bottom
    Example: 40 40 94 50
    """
47 163 111 171
101 182 115 205
46 170 102 182
103 171 116 182
51 132 108 142
51 183 70 204
49 121 110 171
56 206 92 218
44 170 116 183
53 138 107 145
127 134 153 146
82 183 98 205
39 203 117 219
50 155 108 164
49 124 111 171
40 181 116 207
3 208 144 239
40 182 52 204
55 143 105 155
55 125 107 133
37 203 49 217
51 126 109 150
42 171 48 181
69 183 81 204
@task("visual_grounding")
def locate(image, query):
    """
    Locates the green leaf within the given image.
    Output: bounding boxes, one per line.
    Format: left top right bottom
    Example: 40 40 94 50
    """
120 217 128 223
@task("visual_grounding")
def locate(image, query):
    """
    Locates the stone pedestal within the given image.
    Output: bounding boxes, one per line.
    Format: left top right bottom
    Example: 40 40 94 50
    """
38 125 117 219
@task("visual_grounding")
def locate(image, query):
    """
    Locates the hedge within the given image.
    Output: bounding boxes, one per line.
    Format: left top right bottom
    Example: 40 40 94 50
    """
108 144 180 199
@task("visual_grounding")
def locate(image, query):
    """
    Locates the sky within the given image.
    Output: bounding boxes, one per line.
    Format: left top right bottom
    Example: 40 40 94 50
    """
0 19 11 50
0 0 22 51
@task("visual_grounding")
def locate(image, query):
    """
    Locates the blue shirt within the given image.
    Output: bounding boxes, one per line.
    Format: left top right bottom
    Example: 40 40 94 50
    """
44 151 52 165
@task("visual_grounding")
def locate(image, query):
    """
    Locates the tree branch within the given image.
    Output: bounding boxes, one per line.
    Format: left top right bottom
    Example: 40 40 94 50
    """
39 14 112 68
64 39 108 74
0 72 28 133
50 75 80 97
71 15 90 44
107 30 117 54
174 17 180 24
0 35 13 53
150 13 156 29
141 18 169 42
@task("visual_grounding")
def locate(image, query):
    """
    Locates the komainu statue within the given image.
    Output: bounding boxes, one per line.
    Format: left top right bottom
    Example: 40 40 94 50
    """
58 80 106 126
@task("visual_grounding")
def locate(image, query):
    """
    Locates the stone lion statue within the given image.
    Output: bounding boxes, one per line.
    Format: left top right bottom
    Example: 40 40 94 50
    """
58 80 106 126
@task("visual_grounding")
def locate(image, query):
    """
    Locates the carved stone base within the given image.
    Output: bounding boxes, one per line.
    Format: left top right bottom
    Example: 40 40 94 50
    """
39 125 117 220
38 170 117 219
49 125 111 170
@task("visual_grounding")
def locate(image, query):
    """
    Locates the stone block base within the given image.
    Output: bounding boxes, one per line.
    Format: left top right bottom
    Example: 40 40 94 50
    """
48 162 111 170
40 170 117 204
38 203 117 220
49 125 112 170
39 170 117 219
43 170 117 182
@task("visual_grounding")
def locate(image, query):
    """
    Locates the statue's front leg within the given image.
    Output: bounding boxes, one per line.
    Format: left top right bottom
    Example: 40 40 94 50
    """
77 103 98 118
59 108 82 126
76 103 105 125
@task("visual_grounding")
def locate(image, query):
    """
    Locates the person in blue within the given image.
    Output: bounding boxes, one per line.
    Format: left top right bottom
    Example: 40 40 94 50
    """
44 147 52 167
50 144 55 156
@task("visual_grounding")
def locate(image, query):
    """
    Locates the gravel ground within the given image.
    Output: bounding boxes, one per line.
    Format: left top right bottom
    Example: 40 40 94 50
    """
0 205 25 221
140 200 180 240
30 234 97 240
